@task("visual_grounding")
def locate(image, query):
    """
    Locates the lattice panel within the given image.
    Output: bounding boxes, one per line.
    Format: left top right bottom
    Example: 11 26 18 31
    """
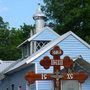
36 41 49 51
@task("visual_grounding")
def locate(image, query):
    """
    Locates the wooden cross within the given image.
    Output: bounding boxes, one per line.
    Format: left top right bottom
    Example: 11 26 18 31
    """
40 46 88 90
25 46 88 90
40 46 74 90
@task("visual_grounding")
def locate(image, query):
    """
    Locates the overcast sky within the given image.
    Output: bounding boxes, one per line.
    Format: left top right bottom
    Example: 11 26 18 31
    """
0 0 43 28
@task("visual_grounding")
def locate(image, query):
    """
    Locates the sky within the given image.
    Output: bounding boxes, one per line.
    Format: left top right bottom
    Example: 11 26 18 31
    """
0 0 43 28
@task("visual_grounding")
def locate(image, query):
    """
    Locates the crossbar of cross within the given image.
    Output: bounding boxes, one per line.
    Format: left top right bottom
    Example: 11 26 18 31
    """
25 71 87 85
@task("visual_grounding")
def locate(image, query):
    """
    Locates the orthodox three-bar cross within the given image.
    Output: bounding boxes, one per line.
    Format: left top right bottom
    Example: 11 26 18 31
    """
25 46 88 90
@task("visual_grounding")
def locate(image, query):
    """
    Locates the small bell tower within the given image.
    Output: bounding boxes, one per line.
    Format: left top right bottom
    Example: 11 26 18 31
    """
33 3 46 33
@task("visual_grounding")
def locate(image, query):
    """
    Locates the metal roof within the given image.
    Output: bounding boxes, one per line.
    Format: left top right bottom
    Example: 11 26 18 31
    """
0 61 15 80
74 58 90 74
0 61 15 73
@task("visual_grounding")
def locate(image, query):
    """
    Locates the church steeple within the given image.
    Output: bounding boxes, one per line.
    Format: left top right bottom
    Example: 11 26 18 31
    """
33 3 46 33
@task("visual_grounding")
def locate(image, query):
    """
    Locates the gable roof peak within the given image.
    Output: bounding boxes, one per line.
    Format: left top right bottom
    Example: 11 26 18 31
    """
68 31 90 48
17 26 60 48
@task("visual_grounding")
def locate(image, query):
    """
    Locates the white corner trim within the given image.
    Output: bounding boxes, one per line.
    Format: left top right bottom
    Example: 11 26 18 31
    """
35 63 38 90
36 81 38 90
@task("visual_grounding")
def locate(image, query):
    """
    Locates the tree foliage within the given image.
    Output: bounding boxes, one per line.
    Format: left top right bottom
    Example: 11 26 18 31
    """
20 23 34 40
43 0 90 43
0 16 34 60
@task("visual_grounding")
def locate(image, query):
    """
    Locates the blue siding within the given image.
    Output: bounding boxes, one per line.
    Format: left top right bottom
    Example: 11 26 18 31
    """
58 35 90 62
33 34 90 90
0 64 35 90
37 81 54 90
82 76 90 90
33 28 59 40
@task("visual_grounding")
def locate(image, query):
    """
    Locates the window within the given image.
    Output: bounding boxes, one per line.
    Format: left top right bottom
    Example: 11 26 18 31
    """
23 44 28 58
11 84 14 90
22 43 30 58
36 41 50 51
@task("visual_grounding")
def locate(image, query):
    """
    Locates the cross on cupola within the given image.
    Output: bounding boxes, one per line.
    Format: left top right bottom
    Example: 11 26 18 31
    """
25 46 88 90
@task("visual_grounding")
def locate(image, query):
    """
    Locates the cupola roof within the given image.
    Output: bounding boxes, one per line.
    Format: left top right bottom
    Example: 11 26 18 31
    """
33 3 46 20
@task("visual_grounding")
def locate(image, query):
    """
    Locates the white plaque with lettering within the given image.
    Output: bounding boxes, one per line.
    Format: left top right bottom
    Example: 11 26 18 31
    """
61 80 80 90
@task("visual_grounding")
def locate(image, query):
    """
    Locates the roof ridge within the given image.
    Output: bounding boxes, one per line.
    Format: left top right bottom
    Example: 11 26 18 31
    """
17 26 59 48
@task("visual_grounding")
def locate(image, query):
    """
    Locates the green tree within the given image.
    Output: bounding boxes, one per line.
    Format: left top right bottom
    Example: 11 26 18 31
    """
20 23 34 40
0 16 22 60
8 28 23 60
0 16 34 60
0 16 10 60
43 0 90 43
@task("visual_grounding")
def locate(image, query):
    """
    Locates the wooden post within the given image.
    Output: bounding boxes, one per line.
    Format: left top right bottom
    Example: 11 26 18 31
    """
50 46 63 90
